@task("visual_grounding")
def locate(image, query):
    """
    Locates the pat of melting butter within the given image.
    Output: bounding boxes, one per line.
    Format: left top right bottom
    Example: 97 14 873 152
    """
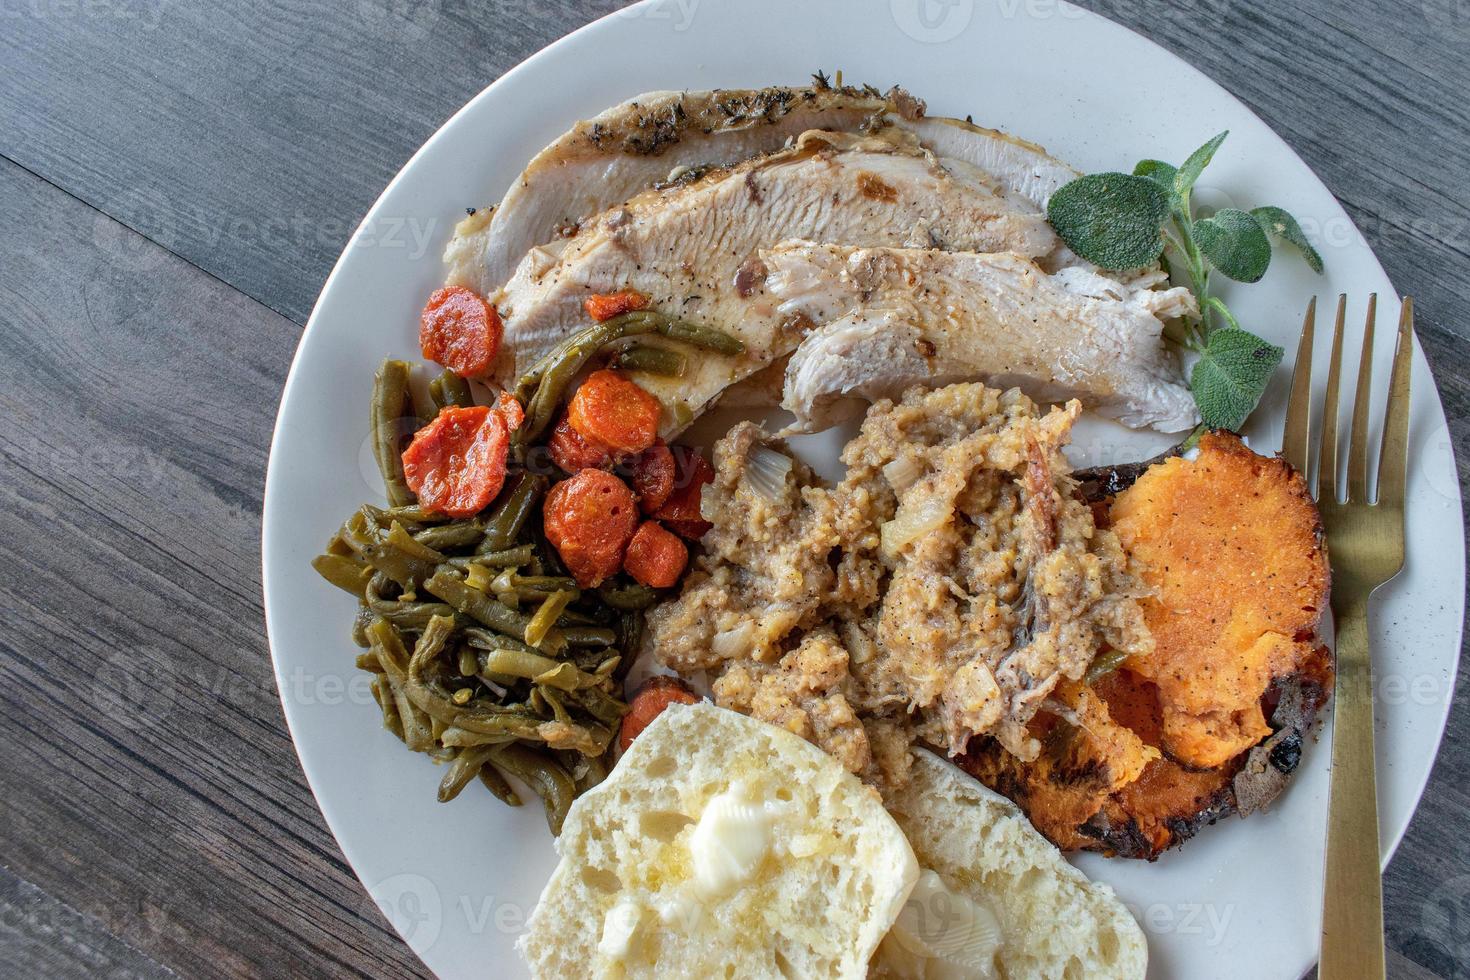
598 897 642 961
687 781 778 899
878 870 1003 980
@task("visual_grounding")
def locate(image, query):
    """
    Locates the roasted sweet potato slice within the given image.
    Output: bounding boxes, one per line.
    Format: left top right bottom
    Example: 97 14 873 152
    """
959 433 1333 859
1109 431 1329 769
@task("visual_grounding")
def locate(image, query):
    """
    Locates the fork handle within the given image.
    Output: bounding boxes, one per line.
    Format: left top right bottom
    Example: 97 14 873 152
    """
1319 599 1385 980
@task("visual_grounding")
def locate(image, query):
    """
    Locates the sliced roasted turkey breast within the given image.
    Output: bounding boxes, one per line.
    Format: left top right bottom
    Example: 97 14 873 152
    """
487 128 1064 433
444 83 1088 297
763 241 1199 433
446 84 906 295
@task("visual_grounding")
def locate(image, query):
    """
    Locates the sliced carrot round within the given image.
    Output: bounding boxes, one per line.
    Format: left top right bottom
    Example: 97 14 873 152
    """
623 521 689 589
543 469 639 588
567 369 662 455
547 414 613 474
419 286 502 378
618 676 700 752
626 441 676 514
494 390 525 432
584 290 649 323
401 406 508 518
652 449 714 539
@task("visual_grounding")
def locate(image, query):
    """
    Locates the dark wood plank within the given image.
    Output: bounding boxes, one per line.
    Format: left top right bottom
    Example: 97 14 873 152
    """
0 157 428 979
0 0 626 324
0 865 176 979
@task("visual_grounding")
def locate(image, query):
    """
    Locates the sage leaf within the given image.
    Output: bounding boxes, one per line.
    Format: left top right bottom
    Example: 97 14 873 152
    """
1251 206 1325 273
1195 208 1273 282
1174 131 1228 200
1134 158 1179 191
1046 173 1170 269
1190 327 1284 430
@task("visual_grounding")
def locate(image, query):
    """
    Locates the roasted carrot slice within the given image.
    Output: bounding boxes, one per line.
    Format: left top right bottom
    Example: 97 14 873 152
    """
494 390 525 432
567 369 662 455
625 441 676 514
652 449 713 539
419 286 503 378
547 414 613 474
543 469 639 588
618 676 700 751
584 290 649 323
400 406 508 518
623 521 689 589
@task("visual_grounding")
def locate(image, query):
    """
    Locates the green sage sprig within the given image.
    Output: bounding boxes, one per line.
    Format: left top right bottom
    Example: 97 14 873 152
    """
1046 132 1324 433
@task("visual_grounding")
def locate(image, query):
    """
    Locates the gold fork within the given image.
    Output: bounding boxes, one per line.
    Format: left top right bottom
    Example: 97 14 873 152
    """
1282 293 1414 980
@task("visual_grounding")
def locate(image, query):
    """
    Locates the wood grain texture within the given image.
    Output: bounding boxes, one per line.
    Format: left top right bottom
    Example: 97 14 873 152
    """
0 158 428 979
0 1 1465 978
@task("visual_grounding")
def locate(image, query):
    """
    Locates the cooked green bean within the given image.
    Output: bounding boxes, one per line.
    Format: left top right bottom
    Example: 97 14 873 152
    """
371 359 416 507
370 676 406 742
492 744 577 835
480 474 546 552
479 648 596 692
616 610 644 661
312 554 372 595
439 371 475 409
513 312 660 405
570 685 631 726
612 344 686 376
598 582 658 611
387 522 446 562
560 625 618 648
438 744 500 803
423 568 561 649
479 763 523 806
525 590 574 649
1085 647 1132 685
454 544 534 569
412 521 484 551
462 628 538 656
349 528 440 591
657 318 746 355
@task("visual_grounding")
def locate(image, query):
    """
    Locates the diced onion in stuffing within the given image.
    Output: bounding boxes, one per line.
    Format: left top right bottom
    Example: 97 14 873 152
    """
881 455 921 493
711 622 756 660
880 496 951 556
744 446 794 502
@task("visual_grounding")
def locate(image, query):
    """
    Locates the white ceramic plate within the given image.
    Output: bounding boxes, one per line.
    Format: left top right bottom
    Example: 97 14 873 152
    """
262 2 1465 976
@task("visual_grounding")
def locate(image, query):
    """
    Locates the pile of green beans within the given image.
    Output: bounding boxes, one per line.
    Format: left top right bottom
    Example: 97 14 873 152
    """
311 357 664 834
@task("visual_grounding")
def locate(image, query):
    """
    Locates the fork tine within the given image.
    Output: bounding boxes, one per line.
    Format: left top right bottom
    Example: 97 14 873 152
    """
1282 297 1316 476
1348 295 1378 503
1318 295 1348 502
1375 298 1414 507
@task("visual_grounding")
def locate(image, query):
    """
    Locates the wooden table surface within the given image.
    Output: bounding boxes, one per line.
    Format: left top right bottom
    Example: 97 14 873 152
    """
1 1 1465 977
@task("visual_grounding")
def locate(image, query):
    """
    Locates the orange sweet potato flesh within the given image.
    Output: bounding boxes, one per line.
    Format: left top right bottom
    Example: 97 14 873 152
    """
958 432 1333 859
1109 431 1329 769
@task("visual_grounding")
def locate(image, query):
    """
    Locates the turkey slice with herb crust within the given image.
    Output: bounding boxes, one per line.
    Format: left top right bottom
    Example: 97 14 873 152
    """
764 240 1200 433
487 128 1063 434
446 83 909 296
444 81 1093 297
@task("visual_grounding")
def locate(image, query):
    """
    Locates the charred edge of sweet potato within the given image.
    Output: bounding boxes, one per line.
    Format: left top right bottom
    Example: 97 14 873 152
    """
1074 442 1184 504
1071 642 1333 860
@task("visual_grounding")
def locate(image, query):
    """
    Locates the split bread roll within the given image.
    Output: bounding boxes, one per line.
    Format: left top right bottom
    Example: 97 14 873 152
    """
877 749 1148 979
519 701 919 979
